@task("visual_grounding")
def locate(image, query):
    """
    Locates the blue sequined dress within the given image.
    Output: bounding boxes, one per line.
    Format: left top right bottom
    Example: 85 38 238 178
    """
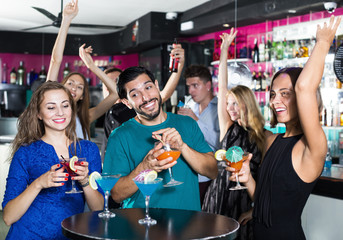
2 140 102 240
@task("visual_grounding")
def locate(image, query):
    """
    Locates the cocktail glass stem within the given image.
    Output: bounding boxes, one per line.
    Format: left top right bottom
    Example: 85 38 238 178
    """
104 191 110 213
71 180 76 191
168 168 175 182
145 195 151 221
98 191 116 218
235 172 242 188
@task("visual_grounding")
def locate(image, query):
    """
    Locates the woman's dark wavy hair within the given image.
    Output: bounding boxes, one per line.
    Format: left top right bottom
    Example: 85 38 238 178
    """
10 81 77 160
62 72 90 139
269 67 323 128
117 66 155 99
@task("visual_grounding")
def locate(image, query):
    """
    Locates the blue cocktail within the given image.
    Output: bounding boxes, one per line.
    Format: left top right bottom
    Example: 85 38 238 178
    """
96 174 121 218
133 178 163 225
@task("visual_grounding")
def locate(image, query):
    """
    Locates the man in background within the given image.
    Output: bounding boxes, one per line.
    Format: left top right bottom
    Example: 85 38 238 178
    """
178 64 220 206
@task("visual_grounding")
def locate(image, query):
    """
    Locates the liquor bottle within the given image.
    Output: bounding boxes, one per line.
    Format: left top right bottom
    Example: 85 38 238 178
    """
259 36 265 62
299 40 309 57
169 38 179 72
261 71 267 91
38 65 47 82
264 35 272 62
2 63 7 83
256 69 262 91
27 68 37 86
63 62 70 79
252 38 259 63
251 71 257 91
10 67 17 84
260 98 265 116
276 41 284 60
17 61 26 85
293 40 300 58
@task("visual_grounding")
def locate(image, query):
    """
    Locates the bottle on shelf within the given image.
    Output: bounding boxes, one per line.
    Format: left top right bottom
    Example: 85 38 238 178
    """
2 63 7 84
258 36 265 62
63 62 70 79
264 35 272 62
17 61 26 85
256 69 262 91
299 40 309 58
276 41 284 60
38 65 47 82
252 38 259 63
251 71 257 91
10 67 17 84
293 40 300 58
324 148 332 171
27 68 37 86
169 38 179 72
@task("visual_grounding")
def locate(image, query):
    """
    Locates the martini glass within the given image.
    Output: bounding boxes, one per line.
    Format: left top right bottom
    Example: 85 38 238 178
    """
133 178 163 225
155 142 183 187
59 157 86 194
96 174 121 218
228 153 248 191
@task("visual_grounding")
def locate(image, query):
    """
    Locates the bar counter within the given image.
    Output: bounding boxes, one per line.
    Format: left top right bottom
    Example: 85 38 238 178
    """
312 164 343 200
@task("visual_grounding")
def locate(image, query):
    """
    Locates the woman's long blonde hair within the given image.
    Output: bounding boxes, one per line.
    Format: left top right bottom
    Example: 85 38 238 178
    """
10 81 78 160
228 85 266 152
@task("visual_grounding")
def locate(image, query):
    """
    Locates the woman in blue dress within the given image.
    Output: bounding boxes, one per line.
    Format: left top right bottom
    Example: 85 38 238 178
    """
2 81 103 240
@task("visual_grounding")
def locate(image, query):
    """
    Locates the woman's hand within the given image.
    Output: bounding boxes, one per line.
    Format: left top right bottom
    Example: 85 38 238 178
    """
73 160 89 185
220 28 238 51
63 0 79 21
35 164 67 189
227 153 252 183
316 16 341 46
238 208 253 226
79 44 94 69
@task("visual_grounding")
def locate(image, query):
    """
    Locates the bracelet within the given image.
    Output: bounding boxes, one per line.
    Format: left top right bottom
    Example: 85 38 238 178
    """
80 181 89 188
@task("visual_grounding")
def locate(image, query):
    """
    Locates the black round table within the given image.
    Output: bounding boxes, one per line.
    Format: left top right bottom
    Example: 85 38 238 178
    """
61 208 239 240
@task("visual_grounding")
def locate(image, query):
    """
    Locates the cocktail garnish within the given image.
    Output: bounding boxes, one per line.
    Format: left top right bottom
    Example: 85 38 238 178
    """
226 146 244 163
89 171 101 190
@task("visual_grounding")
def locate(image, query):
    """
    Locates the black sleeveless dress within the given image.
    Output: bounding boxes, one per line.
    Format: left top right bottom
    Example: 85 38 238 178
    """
202 122 262 240
253 134 317 240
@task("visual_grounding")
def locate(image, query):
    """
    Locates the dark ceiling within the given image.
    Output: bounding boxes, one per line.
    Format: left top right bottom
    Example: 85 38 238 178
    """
0 0 341 55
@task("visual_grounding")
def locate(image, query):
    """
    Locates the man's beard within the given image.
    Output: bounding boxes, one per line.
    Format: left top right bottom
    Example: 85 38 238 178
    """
134 96 162 120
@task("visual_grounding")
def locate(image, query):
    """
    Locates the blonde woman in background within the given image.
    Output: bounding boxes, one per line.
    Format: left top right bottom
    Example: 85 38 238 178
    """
202 28 271 240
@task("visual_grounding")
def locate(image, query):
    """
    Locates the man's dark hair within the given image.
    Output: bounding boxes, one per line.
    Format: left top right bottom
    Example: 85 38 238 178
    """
104 67 122 75
184 64 212 83
117 66 155 99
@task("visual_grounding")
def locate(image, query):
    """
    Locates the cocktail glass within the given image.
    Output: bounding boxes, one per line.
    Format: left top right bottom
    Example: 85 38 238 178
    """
96 174 121 218
155 142 183 187
228 153 248 191
133 178 163 225
59 157 86 194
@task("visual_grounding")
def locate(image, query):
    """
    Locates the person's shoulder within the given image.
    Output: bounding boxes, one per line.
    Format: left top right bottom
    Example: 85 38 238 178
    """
78 139 98 148
168 112 195 123
108 118 136 138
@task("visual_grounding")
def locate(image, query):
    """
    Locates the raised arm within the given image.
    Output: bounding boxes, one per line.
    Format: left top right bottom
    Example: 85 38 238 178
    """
47 0 78 82
218 29 238 141
78 44 119 123
160 44 185 103
295 16 341 180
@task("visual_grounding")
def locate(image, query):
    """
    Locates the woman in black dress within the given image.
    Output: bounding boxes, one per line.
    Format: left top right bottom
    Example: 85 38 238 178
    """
202 28 271 240
229 16 341 240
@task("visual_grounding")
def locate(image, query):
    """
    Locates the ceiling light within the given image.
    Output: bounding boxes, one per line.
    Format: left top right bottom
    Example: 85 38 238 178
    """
181 21 194 31
288 9 297 13
223 23 230 27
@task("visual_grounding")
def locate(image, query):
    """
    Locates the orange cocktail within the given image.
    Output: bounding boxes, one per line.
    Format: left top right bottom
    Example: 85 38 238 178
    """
156 150 181 163
228 154 248 171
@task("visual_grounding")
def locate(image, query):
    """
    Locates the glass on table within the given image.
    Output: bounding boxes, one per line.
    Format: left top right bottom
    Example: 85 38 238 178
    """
59 157 86 194
154 141 183 187
96 174 121 218
133 178 163 225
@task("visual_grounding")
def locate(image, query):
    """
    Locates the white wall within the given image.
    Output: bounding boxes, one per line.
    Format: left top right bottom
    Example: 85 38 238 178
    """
302 194 343 240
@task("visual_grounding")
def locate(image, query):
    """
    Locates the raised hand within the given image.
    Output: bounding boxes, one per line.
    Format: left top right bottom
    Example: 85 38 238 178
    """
79 43 94 68
170 44 185 67
63 0 79 21
220 27 238 51
316 15 341 45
